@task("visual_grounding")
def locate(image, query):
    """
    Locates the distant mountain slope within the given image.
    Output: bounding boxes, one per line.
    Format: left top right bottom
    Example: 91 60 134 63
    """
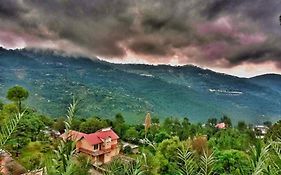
249 74 281 94
0 48 280 123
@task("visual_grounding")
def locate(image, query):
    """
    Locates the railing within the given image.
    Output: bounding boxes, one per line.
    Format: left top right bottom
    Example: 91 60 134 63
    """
78 147 111 156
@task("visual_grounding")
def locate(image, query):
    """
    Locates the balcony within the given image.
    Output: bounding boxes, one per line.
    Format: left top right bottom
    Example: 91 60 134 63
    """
78 147 111 156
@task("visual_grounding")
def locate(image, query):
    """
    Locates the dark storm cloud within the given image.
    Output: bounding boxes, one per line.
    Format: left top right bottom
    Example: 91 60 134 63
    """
229 40 281 66
0 0 26 18
0 0 281 69
129 40 170 56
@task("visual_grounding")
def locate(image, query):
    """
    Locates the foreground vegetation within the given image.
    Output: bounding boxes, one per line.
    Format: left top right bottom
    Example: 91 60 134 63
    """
0 86 280 175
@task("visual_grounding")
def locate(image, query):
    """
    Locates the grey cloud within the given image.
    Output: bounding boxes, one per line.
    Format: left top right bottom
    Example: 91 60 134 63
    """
228 40 281 67
0 0 280 69
0 0 27 18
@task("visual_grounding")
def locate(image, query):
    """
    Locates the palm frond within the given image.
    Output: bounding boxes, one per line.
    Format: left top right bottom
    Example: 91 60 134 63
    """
0 111 25 148
46 98 79 175
64 98 78 131
267 140 281 175
124 159 144 175
199 151 215 175
177 148 196 175
104 156 145 175
143 138 156 151
251 143 270 175
103 159 122 175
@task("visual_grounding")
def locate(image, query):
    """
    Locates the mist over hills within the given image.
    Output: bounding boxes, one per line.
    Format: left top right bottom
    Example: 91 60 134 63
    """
0 48 280 123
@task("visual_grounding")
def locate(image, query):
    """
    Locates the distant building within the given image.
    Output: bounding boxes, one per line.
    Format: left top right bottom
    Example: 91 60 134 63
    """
215 122 226 129
253 125 269 139
61 127 120 165
41 127 61 138
122 142 139 154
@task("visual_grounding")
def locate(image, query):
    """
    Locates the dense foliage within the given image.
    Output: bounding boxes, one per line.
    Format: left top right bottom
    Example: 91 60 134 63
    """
0 87 280 175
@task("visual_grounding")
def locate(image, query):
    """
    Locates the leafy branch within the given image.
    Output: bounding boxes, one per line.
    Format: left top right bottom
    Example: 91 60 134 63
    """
46 98 79 175
0 111 25 148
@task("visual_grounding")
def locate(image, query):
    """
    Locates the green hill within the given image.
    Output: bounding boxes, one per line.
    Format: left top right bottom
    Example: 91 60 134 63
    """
0 48 280 123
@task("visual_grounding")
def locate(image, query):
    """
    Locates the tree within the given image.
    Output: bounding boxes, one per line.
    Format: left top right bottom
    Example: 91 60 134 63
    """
79 117 108 134
213 149 251 174
237 121 247 131
151 117 160 124
53 118 66 133
163 117 182 136
191 136 209 156
113 113 126 138
115 113 125 124
157 137 183 174
125 127 138 141
208 129 253 151
0 100 3 110
0 112 25 149
5 113 46 153
220 115 232 127
265 120 281 141
71 118 83 131
207 118 217 127
6 86 29 112
179 117 191 140
182 117 190 128
13 114 45 142
18 141 45 170
154 131 170 143
263 121 272 128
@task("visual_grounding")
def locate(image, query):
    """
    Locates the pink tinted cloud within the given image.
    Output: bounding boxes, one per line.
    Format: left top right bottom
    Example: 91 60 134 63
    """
197 16 267 45
237 33 267 45
0 30 26 49
0 29 45 49
197 16 235 36
201 41 229 60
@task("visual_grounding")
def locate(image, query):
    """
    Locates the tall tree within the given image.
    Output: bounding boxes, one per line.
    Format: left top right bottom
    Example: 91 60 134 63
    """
220 115 232 127
265 120 281 141
0 99 3 110
6 86 29 112
207 118 217 127
79 117 108 134
113 113 126 138
237 121 247 131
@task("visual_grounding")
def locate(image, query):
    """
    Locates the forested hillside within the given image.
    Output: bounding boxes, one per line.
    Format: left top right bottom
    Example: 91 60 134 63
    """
0 48 280 123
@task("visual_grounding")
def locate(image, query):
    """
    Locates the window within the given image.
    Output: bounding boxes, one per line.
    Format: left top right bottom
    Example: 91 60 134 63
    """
94 144 98 150
105 137 111 143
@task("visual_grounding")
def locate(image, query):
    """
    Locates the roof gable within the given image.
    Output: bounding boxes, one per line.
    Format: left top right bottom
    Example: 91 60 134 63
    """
63 128 119 145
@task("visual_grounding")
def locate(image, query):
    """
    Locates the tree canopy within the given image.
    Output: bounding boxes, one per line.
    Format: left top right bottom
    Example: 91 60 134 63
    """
6 85 29 112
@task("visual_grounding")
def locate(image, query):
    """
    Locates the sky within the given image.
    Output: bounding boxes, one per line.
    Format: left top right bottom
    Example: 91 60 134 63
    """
0 0 281 77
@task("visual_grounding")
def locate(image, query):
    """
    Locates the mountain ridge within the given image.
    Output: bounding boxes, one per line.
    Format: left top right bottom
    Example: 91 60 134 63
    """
2 46 280 78
0 47 280 123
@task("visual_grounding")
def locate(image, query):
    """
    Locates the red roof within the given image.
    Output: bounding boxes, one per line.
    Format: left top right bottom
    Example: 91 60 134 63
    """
61 130 86 141
215 122 226 129
64 128 119 145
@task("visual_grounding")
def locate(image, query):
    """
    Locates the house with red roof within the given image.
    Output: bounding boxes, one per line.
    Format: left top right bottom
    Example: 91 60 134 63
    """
61 127 120 164
215 122 226 129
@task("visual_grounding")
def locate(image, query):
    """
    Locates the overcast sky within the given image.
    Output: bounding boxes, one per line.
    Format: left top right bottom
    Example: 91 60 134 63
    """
0 0 281 77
